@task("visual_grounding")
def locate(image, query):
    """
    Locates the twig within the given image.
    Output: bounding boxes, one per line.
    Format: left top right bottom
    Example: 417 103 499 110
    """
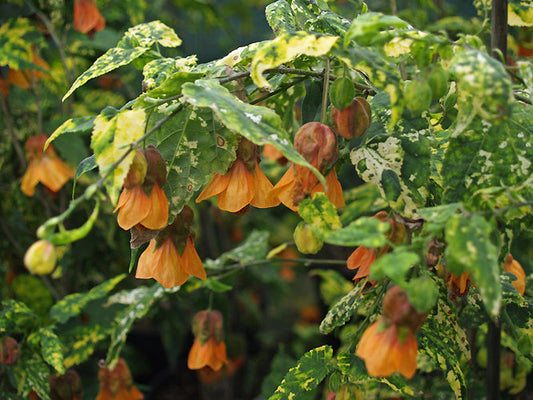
321 57 331 124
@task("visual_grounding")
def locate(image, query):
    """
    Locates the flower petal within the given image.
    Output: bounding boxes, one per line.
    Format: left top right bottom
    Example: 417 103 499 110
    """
217 159 254 213
181 236 206 281
312 169 345 208
140 182 169 230
270 165 298 212
116 187 151 230
250 162 280 208
20 161 40 196
38 157 75 193
196 173 230 203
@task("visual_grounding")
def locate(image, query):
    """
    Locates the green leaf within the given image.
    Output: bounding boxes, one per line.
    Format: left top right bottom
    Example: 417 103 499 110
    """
320 217 391 248
344 12 409 47
509 2 533 26
205 230 270 270
418 203 461 225
370 250 420 283
320 280 367 334
350 92 432 217
445 214 501 316
144 105 238 219
403 277 439 313
106 283 179 367
0 299 37 333
45 117 95 150
64 21 181 100
142 56 198 91
39 327 65 375
269 345 333 400
91 109 146 205
0 18 42 69
63 324 111 368
50 274 126 324
250 32 338 89
73 155 97 195
312 269 354 306
13 354 51 400
181 79 326 186
298 192 342 231
266 0 299 35
201 278 233 293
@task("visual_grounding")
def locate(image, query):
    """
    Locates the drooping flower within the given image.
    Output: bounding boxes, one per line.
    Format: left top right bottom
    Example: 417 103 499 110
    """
136 206 206 288
356 286 426 379
188 310 228 371
503 254 526 295
447 270 473 296
73 0 105 35
95 358 143 400
196 139 279 213
21 134 75 196
114 146 169 231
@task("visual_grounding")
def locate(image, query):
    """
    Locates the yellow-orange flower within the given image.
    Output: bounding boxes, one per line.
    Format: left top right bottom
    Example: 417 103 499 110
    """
356 319 418 379
447 271 473 296
21 134 74 196
188 310 228 371
270 165 345 212
503 254 526 295
73 0 105 35
114 146 169 230
196 155 280 213
347 246 376 282
95 358 143 400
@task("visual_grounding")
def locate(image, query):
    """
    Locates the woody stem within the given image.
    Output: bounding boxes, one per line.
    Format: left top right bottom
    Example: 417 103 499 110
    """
321 57 331 124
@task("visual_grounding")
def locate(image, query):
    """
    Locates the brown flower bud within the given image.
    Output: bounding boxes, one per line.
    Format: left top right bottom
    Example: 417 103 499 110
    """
24 240 57 275
382 286 425 331
294 122 338 174
0 337 20 365
192 310 224 344
331 97 372 139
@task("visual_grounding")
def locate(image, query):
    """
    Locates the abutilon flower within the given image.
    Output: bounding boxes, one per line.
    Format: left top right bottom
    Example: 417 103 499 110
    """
196 139 279 213
95 358 143 400
136 206 206 288
73 0 105 35
188 310 228 371
270 122 345 212
114 146 169 231
503 254 526 295
21 134 75 196
356 286 426 379
447 270 473 296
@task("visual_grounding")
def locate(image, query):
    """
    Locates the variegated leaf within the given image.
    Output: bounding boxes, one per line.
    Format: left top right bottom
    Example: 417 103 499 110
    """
320 280 366 334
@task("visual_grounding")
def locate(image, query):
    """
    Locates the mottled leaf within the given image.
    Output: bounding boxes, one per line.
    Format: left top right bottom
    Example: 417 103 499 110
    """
39 327 65 375
320 217 390 248
204 230 270 270
312 269 354 306
50 274 126 324
269 345 333 400
298 193 342 231
445 214 501 316
45 117 95 150
63 325 111 368
305 11 352 36
142 55 198 91
320 280 366 334
344 12 410 47
370 250 420 283
0 18 42 69
13 353 51 400
509 1 533 26
91 109 146 205
0 299 37 333
266 0 299 35
181 79 326 185
250 32 338 89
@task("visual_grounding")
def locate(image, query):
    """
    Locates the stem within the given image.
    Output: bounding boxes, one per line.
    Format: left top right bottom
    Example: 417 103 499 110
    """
486 318 501 400
491 0 508 61
321 58 331 124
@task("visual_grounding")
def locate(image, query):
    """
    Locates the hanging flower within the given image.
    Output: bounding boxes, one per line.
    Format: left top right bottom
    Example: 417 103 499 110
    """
447 270 473 296
114 146 169 231
196 139 279 213
356 286 426 379
73 0 105 35
503 254 526 295
136 206 206 288
270 122 344 212
95 358 143 400
188 310 228 371
21 134 75 196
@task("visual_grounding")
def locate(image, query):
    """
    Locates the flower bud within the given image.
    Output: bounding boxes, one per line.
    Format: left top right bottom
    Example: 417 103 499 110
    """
382 286 425 331
330 77 355 110
237 138 258 172
294 122 338 175
124 149 147 189
331 97 372 139
192 310 224 344
0 337 20 365
49 370 83 400
293 222 323 254
24 240 57 275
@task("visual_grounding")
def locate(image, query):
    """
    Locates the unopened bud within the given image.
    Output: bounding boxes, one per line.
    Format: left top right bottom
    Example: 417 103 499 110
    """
24 240 57 275
331 97 372 139
293 222 323 254
294 122 338 175
0 337 20 365
192 310 224 344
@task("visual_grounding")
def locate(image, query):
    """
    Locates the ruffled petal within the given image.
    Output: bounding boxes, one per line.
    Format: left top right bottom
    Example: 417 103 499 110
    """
250 162 280 208
196 173 230 203
270 165 298 212
20 161 40 196
38 157 75 192
188 338 206 370
217 159 254 213
140 182 169 230
116 186 151 230
181 236 206 280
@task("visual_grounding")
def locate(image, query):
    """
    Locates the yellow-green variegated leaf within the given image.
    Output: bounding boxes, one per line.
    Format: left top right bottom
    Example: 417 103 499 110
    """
251 32 338 89
63 325 111 368
0 18 43 70
126 20 182 48
45 117 95 150
509 1 533 26
39 327 65 375
91 109 146 205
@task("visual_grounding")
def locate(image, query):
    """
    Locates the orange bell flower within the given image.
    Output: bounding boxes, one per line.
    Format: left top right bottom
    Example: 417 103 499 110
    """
187 310 228 371
73 0 106 35
446 271 473 296
21 134 75 196
347 246 376 282
114 146 169 230
136 206 206 288
356 286 426 379
503 254 526 295
196 139 279 213
95 358 143 400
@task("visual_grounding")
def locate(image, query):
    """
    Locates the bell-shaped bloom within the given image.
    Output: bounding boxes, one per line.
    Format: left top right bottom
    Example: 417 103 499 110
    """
356 318 418 379
356 286 426 379
270 165 345 212
503 254 526 295
447 271 473 296
347 246 376 282
21 134 74 196
196 139 279 213
136 206 206 288
114 146 169 230
73 0 105 35
188 310 228 371
95 358 143 400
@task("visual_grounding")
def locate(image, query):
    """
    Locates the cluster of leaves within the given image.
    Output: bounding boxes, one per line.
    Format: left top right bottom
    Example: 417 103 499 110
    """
2 0 533 399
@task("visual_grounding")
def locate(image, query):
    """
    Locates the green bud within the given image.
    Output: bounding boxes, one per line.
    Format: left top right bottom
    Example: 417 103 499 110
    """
294 222 323 254
330 77 355 110
24 240 57 275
